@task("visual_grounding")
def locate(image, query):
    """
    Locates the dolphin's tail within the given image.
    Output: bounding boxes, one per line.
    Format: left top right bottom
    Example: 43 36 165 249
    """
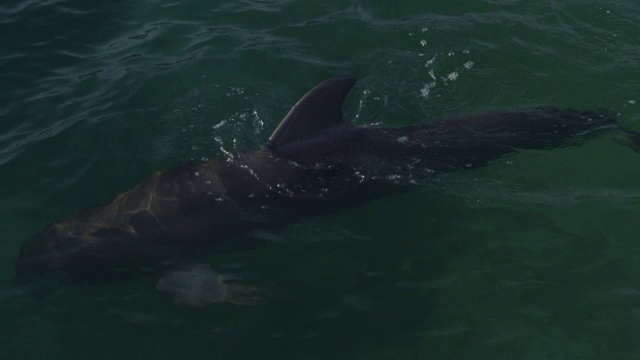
549 109 640 154
618 130 640 153
630 133 640 152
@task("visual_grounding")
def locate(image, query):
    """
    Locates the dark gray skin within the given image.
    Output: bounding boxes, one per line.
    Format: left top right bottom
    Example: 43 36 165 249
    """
15 75 637 282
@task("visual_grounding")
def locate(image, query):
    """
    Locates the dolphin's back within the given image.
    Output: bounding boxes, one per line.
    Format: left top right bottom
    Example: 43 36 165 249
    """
399 107 617 170
273 106 618 176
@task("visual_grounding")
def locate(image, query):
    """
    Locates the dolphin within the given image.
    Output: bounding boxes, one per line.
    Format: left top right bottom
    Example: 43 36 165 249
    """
15 75 638 289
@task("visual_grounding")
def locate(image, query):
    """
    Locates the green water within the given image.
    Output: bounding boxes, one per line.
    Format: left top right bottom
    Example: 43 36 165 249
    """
2 0 640 358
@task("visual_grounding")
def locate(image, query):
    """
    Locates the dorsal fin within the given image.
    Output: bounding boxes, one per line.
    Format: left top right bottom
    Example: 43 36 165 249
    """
267 75 357 148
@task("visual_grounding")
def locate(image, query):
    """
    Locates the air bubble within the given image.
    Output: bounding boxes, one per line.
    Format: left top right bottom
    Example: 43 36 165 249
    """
420 81 436 98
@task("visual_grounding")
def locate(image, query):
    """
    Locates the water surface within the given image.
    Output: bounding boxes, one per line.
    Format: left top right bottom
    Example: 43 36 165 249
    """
1 0 640 358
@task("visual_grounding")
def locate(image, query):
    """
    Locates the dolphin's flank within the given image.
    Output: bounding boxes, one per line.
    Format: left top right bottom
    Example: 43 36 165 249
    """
15 75 638 282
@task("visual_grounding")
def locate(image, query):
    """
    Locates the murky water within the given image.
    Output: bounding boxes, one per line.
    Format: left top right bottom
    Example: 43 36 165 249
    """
1 1 639 358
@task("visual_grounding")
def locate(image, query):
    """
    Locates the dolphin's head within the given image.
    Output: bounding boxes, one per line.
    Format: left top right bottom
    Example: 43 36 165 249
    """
15 223 128 282
15 220 168 283
15 224 74 281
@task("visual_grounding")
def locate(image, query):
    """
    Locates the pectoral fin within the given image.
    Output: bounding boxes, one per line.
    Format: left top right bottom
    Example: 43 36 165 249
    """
156 263 265 306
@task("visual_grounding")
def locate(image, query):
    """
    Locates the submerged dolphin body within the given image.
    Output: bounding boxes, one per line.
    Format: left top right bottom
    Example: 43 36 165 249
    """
15 75 637 282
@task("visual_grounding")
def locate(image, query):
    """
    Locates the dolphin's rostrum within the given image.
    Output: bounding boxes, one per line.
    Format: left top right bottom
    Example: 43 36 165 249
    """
15 75 638 282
